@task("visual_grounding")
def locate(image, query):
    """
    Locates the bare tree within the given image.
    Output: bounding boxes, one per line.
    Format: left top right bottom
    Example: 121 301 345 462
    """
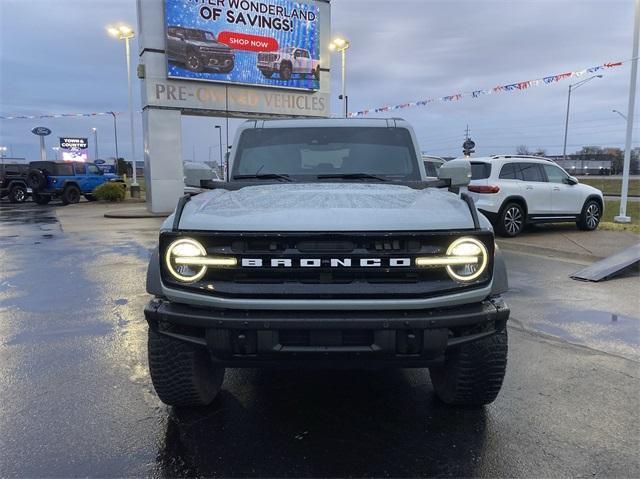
516 145 531 155
533 148 547 157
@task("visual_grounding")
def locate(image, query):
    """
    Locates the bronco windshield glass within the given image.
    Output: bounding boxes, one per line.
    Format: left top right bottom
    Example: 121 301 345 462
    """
232 127 421 181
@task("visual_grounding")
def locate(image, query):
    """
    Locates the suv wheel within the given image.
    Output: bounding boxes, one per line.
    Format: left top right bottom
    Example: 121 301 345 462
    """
314 66 320 80
260 69 273 78
9 184 27 203
84 194 98 202
429 329 508 407
497 202 525 237
27 169 47 192
186 51 204 72
577 199 601 231
32 193 51 205
148 327 225 407
61 185 81 205
280 63 292 80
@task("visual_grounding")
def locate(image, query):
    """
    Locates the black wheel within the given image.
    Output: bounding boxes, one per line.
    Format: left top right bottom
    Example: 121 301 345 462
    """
186 51 204 72
84 194 98 202
496 202 525 237
429 329 508 407
61 185 81 205
313 66 320 80
32 193 51 205
577 199 601 231
148 327 225 407
219 60 234 74
280 63 292 80
260 69 274 79
8 184 27 203
27 169 47 192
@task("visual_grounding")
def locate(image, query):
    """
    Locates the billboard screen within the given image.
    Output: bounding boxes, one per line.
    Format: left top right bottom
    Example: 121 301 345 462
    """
164 0 320 91
60 137 88 162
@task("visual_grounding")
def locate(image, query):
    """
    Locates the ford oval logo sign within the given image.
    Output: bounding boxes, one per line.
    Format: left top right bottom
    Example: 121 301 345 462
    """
31 126 52 136
95 159 106 165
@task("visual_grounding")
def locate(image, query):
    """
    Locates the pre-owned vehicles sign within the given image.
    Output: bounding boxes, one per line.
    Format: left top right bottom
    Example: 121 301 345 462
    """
164 0 320 91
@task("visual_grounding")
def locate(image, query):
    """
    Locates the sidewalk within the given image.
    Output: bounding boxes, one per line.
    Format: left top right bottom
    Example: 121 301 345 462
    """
56 201 166 233
497 223 639 261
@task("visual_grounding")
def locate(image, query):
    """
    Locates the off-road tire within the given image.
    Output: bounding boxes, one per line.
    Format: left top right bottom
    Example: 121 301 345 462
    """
186 51 205 72
61 185 81 205
84 194 98 202
8 184 27 203
577 199 601 231
260 69 274 79
313 66 320 80
148 327 225 407
27 169 47 192
429 329 508 407
280 63 292 80
32 193 51 205
219 60 234 74
496 202 525 237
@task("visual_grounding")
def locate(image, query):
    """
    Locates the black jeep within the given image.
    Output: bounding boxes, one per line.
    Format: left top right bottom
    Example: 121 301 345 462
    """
0 161 29 203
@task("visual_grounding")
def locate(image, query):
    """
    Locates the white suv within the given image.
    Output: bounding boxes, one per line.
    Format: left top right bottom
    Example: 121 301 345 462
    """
463 155 604 237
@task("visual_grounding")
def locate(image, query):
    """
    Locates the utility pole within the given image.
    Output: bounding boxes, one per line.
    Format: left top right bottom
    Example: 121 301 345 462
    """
615 0 639 223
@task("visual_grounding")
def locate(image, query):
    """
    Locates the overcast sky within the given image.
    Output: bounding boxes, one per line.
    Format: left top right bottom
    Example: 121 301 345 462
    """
0 0 637 162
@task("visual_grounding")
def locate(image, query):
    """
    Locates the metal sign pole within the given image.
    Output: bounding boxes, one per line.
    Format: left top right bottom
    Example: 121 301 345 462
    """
40 136 46 161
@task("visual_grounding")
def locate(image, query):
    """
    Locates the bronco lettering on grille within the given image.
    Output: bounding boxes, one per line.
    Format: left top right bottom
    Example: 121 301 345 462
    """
240 258 412 268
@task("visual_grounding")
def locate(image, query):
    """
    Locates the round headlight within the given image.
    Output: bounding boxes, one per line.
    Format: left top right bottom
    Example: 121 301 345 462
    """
165 238 207 282
445 237 488 282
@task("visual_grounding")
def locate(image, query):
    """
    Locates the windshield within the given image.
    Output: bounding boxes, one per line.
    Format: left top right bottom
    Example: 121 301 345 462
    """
232 127 420 181
186 30 216 42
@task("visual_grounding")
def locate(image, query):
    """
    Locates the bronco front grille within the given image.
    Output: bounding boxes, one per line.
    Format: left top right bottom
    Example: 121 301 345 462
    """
160 231 494 299
258 53 278 62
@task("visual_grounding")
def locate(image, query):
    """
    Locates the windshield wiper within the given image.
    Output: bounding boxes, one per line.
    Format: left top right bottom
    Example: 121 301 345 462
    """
317 173 389 182
233 173 292 182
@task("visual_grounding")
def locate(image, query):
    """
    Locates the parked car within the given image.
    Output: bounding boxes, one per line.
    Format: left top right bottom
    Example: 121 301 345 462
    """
463 155 604 237
422 155 445 177
144 118 510 409
166 26 235 73
26 161 123 205
257 46 320 80
0 161 30 203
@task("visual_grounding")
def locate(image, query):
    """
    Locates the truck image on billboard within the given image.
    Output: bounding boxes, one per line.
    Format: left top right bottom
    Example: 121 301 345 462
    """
165 0 321 91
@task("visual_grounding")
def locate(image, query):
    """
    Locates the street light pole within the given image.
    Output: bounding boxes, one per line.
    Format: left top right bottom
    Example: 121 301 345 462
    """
615 0 639 223
215 125 223 177
108 24 139 196
92 127 98 162
612 109 628 121
109 111 119 162
562 74 603 161
52 146 60 161
329 38 350 118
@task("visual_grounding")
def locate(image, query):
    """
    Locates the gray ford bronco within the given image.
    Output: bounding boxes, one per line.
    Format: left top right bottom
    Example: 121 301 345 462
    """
145 118 510 408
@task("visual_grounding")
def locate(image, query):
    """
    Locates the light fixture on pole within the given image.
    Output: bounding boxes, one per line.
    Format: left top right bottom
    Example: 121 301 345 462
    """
0 146 7 159
562 74 603 161
107 24 139 197
52 146 60 161
615 0 639 223
92 127 98 162
214 125 223 178
612 109 628 121
329 37 350 118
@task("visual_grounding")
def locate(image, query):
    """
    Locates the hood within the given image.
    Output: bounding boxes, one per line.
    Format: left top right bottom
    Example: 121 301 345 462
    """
176 183 478 232
192 40 230 50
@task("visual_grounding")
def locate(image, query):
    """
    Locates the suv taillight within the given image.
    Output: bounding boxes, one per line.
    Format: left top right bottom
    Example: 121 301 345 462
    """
468 185 500 194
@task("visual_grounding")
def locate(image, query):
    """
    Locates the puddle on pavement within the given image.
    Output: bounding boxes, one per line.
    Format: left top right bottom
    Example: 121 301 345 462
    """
532 309 640 360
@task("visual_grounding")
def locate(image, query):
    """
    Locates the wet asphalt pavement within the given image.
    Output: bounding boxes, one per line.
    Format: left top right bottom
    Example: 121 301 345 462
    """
1 202 639 478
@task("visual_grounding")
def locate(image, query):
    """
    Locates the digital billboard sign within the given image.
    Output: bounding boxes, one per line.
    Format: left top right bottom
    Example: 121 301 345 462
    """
60 137 88 162
164 0 320 91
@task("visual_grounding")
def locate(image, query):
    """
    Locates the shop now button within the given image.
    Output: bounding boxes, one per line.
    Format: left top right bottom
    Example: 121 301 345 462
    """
218 32 278 52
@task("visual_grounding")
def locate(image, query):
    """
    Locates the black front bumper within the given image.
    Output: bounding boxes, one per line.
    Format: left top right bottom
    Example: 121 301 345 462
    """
145 298 509 368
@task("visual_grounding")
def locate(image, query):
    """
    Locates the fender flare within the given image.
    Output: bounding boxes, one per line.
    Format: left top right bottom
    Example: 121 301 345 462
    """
146 247 163 296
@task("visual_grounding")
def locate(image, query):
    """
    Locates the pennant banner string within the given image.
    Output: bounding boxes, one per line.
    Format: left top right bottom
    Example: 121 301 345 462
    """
0 111 122 120
348 60 628 118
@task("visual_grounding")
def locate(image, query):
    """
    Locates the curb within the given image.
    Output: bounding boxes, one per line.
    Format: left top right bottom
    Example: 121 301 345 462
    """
104 209 169 219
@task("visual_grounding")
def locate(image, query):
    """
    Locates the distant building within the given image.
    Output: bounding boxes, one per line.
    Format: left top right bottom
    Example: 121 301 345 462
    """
547 154 614 175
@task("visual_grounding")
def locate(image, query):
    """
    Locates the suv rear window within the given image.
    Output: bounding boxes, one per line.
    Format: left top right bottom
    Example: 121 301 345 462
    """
499 163 522 180
470 162 491 180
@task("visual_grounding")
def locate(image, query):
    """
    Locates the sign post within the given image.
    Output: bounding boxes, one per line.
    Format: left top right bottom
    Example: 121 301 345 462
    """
31 126 52 161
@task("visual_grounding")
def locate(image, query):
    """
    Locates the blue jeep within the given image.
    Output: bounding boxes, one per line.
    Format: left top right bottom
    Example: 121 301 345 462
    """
26 161 123 205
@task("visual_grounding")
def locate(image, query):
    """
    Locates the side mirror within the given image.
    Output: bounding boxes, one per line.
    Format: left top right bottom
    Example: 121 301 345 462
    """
566 176 579 185
437 159 471 188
